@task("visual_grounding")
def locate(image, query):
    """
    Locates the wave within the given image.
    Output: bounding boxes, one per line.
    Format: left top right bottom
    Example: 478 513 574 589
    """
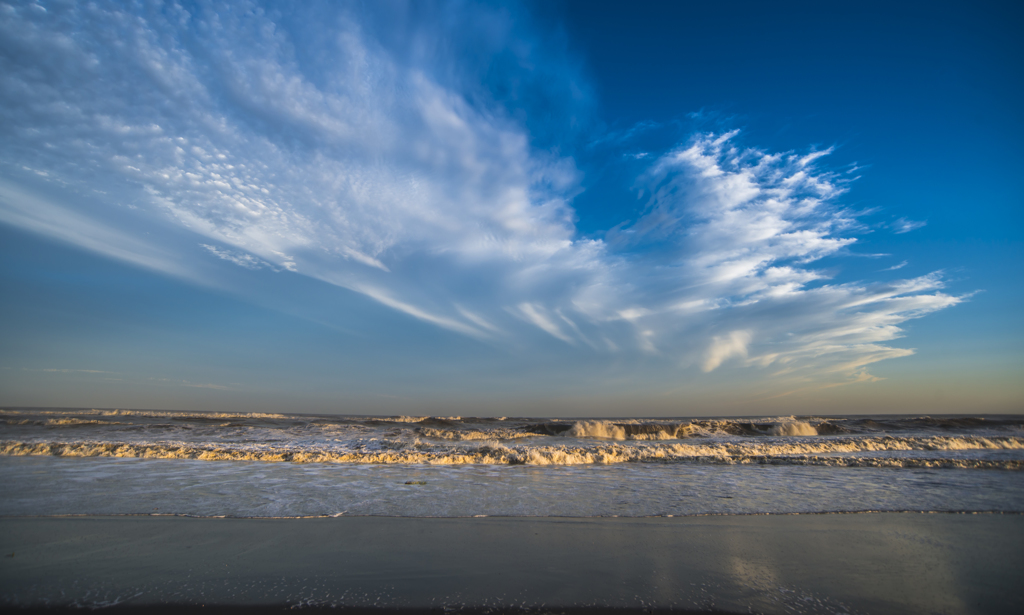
770 422 818 436
565 421 700 440
364 416 464 424
5 410 1022 439
3 435 1021 468
522 416 1024 439
530 419 821 440
416 427 540 441
0 418 127 427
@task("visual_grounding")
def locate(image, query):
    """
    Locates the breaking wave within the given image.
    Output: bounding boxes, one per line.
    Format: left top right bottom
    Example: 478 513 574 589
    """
3 435 1021 469
770 422 818 436
416 427 540 441
3 409 1023 472
0 418 127 427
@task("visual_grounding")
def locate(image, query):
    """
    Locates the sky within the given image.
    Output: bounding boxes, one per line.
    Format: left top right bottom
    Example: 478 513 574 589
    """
1 0 1021 416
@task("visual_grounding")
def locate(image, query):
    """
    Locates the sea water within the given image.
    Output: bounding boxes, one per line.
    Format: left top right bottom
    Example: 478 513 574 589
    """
2 408 1023 517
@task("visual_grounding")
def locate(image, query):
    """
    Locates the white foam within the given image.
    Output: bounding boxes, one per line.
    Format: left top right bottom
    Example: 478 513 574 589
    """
371 416 462 423
3 435 1021 468
417 428 540 441
567 421 627 440
770 422 818 436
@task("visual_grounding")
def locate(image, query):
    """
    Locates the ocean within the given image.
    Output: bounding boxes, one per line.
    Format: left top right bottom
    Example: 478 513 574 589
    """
2 408 1022 518
3 407 1024 614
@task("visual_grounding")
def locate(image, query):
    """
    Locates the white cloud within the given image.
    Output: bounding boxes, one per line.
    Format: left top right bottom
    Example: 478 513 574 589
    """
357 285 490 340
201 244 272 271
894 217 927 234
0 179 197 282
517 303 574 344
703 331 752 372
0 0 964 389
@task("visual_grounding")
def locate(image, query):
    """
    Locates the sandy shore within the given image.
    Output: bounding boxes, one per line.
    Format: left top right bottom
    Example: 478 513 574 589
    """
1 513 1022 614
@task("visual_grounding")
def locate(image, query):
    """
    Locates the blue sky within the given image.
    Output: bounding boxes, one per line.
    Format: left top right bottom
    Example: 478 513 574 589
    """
1 0 1020 416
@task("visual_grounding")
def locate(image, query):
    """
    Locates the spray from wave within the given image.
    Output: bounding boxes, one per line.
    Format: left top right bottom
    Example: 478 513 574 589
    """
770 422 818 436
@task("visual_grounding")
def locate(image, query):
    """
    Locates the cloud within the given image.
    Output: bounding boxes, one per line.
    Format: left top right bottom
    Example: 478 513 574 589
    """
703 331 752 372
0 179 197 282
882 260 908 271
893 217 927 234
588 120 662 150
0 0 963 389
201 244 273 271
517 302 574 344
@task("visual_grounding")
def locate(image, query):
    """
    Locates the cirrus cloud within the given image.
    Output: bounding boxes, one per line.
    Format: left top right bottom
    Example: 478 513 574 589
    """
0 0 963 390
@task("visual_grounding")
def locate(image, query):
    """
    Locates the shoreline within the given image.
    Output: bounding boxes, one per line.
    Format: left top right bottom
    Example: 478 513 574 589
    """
3 513 1022 614
2 508 1023 519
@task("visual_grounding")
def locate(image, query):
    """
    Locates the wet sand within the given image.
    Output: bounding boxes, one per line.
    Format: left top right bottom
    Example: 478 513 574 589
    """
1 513 1022 614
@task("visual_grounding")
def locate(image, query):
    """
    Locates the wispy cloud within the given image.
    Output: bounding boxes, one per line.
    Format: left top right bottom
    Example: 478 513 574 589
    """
882 260 908 271
588 120 662 150
517 303 575 344
201 244 274 271
893 217 927 234
0 1 963 389
0 180 197 282
703 331 751 372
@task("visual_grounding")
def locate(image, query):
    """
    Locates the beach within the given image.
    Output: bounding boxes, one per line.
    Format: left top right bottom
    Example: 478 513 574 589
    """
2 513 1022 614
